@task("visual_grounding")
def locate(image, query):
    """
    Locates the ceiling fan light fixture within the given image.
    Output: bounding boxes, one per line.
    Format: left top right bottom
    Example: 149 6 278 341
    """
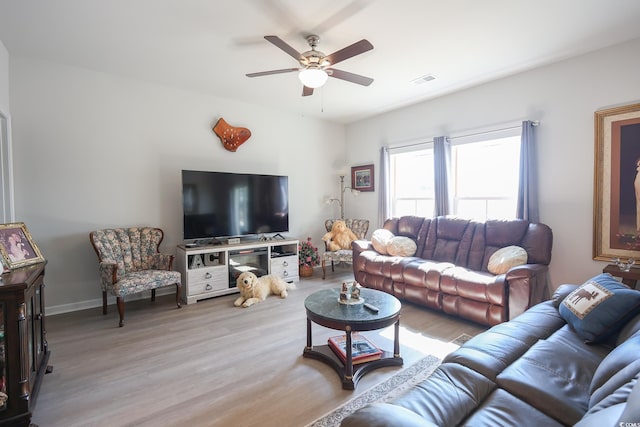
298 68 328 88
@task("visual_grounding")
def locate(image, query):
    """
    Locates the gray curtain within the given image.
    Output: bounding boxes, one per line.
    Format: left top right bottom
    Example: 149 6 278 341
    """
378 146 391 227
516 120 539 222
434 136 452 216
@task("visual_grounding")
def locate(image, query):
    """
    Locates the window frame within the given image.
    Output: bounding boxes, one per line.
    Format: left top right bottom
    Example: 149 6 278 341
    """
388 126 522 220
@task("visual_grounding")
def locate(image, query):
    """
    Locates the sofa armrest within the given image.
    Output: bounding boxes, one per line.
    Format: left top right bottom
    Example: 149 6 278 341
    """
150 253 175 270
551 284 579 307
352 239 374 256
505 264 550 320
98 262 118 288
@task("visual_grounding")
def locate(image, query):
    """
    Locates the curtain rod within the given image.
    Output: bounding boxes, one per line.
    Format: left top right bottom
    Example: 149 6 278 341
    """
388 120 540 151
388 139 434 151
447 120 539 142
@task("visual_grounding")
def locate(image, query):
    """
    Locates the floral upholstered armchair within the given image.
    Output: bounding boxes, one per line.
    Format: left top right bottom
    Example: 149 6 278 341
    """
89 227 182 327
322 219 369 279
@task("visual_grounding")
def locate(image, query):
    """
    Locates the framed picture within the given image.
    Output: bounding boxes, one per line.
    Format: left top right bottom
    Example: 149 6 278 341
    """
351 164 375 192
0 222 45 269
593 102 640 261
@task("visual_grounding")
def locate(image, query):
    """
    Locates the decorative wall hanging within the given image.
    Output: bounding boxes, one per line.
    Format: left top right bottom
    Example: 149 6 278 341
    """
213 118 251 152
351 164 375 192
593 102 640 261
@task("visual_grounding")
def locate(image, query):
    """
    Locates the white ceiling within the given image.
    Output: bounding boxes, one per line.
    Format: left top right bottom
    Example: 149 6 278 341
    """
1 0 640 124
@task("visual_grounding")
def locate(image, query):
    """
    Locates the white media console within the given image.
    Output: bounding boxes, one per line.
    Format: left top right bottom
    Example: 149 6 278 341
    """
176 238 299 304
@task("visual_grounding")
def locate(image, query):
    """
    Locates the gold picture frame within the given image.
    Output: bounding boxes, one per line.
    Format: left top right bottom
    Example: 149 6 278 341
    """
593 102 640 261
0 222 45 270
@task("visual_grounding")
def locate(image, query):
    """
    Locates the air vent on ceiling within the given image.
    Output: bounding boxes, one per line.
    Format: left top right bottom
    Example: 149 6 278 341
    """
411 74 436 85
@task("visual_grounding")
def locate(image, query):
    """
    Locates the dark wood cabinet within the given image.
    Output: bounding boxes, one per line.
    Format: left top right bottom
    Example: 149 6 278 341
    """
0 262 50 427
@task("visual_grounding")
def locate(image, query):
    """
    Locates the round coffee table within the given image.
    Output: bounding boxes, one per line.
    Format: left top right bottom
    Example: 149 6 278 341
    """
303 287 403 390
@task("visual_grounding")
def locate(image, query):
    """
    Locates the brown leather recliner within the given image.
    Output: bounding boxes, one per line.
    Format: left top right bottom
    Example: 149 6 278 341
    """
352 216 553 326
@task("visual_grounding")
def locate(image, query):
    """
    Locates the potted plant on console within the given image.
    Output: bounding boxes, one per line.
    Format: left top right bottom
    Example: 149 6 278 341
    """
299 237 319 277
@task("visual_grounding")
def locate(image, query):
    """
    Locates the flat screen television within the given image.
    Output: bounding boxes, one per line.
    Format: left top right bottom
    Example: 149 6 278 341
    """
182 170 289 241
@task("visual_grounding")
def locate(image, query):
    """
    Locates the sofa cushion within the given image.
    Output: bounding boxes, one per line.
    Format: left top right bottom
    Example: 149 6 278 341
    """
424 217 474 265
387 236 417 257
340 403 438 427
574 403 626 427
396 216 427 240
113 270 182 296
445 300 566 381
615 312 640 345
371 228 394 255
460 389 565 427
439 266 506 305
391 363 496 427
581 373 639 426
559 273 640 343
617 373 640 427
496 325 607 425
487 245 528 274
589 333 640 407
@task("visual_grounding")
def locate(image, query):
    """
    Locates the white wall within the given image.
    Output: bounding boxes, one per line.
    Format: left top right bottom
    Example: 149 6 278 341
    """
0 40 8 109
9 57 346 312
345 37 640 290
9 38 640 311
0 39 13 224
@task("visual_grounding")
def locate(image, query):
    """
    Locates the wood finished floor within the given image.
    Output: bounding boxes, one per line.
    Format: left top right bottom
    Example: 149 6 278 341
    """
31 268 486 427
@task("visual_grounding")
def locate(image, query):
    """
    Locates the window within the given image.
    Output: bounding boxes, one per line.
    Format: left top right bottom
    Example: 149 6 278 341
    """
390 148 435 217
452 135 521 220
390 132 521 221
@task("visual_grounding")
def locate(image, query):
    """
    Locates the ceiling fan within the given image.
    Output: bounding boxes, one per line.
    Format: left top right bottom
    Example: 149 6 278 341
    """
246 35 374 96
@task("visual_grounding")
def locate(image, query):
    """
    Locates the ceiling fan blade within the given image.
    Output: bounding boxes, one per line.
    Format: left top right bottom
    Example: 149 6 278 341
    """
302 86 314 96
325 39 373 66
258 0 300 31
308 0 369 37
264 35 303 61
246 68 300 78
328 68 374 86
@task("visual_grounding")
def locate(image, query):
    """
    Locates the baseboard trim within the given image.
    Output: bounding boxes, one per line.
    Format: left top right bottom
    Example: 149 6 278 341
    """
46 287 176 316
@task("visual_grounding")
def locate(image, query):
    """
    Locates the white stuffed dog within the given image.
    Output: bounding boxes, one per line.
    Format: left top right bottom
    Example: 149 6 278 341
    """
234 271 294 308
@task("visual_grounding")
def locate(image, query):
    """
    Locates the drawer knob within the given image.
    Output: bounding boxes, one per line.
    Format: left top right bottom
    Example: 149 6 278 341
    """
283 261 288 267
283 271 288 277
205 272 212 279
205 284 212 291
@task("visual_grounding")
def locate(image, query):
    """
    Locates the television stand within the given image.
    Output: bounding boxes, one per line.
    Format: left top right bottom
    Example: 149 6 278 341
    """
258 233 287 241
176 238 299 304
186 238 220 247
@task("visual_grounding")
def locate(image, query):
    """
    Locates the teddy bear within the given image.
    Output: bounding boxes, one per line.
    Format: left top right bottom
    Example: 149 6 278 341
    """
322 220 359 251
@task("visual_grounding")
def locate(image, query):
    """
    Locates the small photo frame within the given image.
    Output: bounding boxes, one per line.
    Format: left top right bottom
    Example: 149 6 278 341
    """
0 222 45 270
351 164 375 192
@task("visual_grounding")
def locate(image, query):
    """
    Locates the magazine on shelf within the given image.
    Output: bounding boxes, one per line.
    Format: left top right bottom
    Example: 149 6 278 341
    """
328 333 382 364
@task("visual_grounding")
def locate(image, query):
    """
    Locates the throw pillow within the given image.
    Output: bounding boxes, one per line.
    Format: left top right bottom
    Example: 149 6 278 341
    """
487 245 528 275
371 229 394 255
386 236 417 257
559 273 640 343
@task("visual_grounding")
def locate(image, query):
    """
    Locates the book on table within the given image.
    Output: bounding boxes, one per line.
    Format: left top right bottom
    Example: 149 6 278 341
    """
328 333 383 364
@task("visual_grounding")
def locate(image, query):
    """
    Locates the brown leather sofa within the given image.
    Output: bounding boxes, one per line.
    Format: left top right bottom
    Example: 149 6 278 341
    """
341 284 640 426
352 216 553 326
